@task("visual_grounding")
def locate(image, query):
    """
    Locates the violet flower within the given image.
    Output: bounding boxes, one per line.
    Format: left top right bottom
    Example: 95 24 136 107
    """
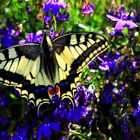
88 61 95 69
0 131 8 140
75 86 88 106
98 53 128 76
37 122 60 139
56 13 69 21
98 55 116 72
19 31 43 44
43 0 69 26
81 1 95 15
102 82 113 104
43 0 68 14
107 6 137 31
65 106 88 122
10 126 29 140
44 15 52 24
49 28 64 39
0 20 20 47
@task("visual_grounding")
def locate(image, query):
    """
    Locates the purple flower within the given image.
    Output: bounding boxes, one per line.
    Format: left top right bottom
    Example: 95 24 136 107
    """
112 87 120 95
98 56 110 71
52 94 60 104
133 109 140 126
1 36 16 47
98 53 128 76
81 1 95 15
102 82 113 104
98 55 116 72
65 108 80 122
129 57 138 73
0 117 11 125
107 5 137 31
42 0 69 25
37 124 51 139
0 20 20 47
49 28 64 39
43 0 68 14
19 31 43 44
56 13 69 21
26 5 31 12
44 15 52 24
37 122 60 139
0 96 8 107
75 86 88 106
65 106 87 122
0 131 8 140
53 87 89 122
10 126 29 140
53 97 74 121
53 106 66 121
88 61 95 69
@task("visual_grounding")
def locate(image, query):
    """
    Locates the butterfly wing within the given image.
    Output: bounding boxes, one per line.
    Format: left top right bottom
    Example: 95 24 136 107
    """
0 43 40 85
0 32 109 117
0 43 53 111
52 32 109 103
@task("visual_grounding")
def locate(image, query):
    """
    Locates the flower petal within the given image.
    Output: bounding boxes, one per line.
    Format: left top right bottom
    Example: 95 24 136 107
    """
107 15 120 22
99 65 109 71
72 110 81 122
65 109 72 122
125 20 137 29
114 20 126 31
50 122 60 132
44 125 52 138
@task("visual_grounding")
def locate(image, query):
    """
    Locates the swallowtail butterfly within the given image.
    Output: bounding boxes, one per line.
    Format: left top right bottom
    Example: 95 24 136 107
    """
0 32 109 116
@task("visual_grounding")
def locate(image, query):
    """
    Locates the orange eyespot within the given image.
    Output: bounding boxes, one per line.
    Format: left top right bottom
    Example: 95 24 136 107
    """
48 87 54 95
55 85 60 94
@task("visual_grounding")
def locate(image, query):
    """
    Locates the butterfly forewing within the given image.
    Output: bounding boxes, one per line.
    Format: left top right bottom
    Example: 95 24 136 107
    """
53 32 109 73
0 44 39 85
52 32 109 103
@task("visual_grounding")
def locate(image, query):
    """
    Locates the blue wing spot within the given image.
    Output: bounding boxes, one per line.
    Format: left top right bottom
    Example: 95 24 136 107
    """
35 89 40 94
40 87 47 92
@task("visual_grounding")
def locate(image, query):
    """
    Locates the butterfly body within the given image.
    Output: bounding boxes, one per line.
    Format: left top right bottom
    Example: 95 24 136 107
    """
0 32 109 116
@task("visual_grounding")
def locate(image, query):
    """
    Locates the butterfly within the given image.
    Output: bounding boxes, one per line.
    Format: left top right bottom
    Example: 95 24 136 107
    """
0 32 109 117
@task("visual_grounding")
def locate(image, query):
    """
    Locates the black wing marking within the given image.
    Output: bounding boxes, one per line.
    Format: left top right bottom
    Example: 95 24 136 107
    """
0 43 40 85
52 32 109 103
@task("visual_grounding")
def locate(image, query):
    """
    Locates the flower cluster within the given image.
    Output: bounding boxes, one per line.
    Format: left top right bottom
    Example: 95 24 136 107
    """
0 20 21 47
19 30 43 44
81 1 95 15
107 5 138 37
43 0 69 26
